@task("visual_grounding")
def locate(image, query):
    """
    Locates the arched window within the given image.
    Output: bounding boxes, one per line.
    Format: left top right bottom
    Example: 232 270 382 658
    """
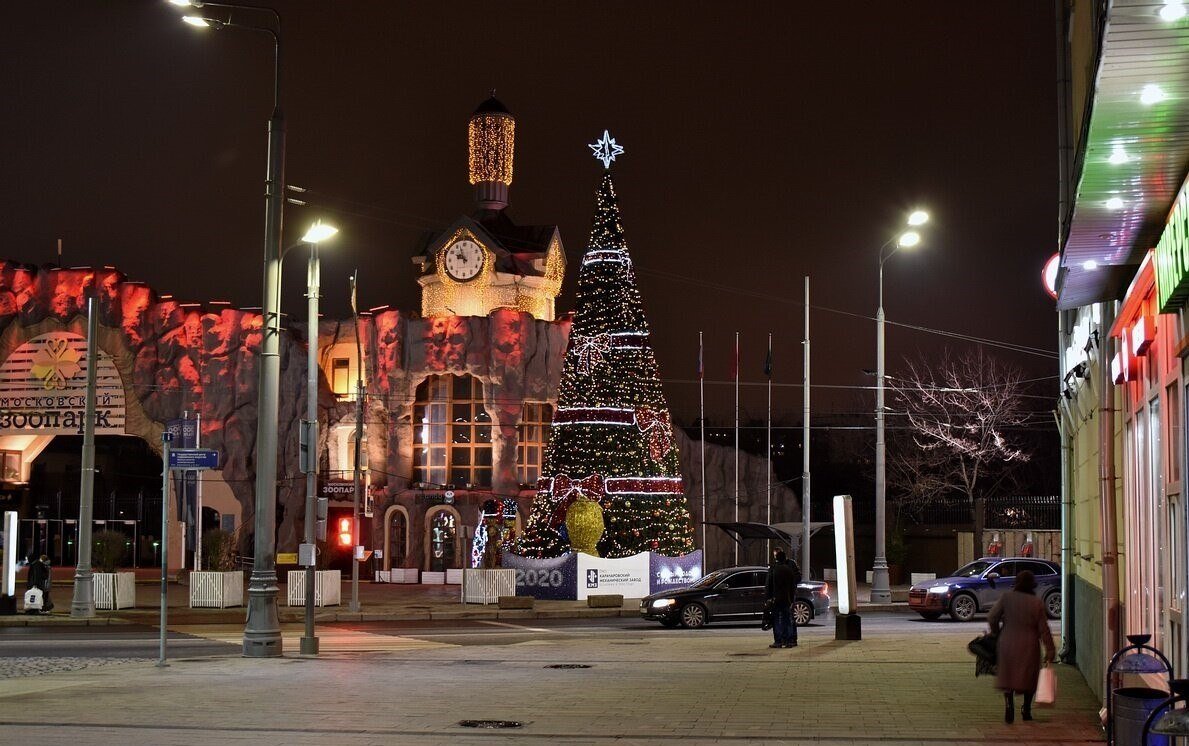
517 402 553 485
413 375 492 489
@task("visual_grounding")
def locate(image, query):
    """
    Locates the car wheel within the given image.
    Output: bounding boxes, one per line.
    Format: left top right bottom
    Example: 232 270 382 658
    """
1044 591 1062 620
918 611 942 621
680 602 708 629
949 593 978 622
793 600 813 626
659 618 680 628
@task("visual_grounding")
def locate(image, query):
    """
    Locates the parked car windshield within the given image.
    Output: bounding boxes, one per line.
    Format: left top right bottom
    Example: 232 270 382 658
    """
689 570 730 589
952 560 996 578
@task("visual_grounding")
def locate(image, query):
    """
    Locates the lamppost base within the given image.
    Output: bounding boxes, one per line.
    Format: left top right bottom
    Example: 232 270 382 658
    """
869 566 892 604
299 636 319 655
836 613 862 641
243 572 282 658
70 570 95 619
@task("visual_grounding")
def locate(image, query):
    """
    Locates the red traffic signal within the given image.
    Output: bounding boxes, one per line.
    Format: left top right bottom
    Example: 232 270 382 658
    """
336 517 353 548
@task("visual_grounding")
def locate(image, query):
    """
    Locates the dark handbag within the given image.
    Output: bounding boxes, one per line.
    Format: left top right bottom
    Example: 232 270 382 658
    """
967 632 998 677
761 598 774 630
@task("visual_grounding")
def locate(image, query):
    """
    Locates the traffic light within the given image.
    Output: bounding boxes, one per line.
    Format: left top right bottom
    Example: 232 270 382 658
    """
336 517 353 548
315 497 328 541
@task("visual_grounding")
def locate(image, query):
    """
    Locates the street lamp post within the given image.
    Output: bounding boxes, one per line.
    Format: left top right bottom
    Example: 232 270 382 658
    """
296 221 337 656
871 210 927 605
169 0 286 657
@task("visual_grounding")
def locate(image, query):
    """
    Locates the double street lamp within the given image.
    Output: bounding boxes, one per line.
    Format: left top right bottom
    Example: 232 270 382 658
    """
871 209 929 605
169 0 287 657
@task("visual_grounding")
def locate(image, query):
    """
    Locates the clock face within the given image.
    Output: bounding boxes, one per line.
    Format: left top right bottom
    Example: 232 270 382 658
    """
443 239 485 281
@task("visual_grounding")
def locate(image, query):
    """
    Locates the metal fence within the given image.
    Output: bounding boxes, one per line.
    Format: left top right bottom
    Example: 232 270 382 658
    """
893 495 1059 531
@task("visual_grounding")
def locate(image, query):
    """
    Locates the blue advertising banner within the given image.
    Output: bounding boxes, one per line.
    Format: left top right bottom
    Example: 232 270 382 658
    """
649 550 703 594
501 552 577 600
502 550 704 600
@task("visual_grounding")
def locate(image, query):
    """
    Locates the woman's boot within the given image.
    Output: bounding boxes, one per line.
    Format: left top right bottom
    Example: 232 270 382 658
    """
1004 692 1015 724
1022 692 1033 721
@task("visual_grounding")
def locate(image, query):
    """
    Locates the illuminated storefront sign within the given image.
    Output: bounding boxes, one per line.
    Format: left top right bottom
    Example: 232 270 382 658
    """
0 332 126 435
1155 172 1189 312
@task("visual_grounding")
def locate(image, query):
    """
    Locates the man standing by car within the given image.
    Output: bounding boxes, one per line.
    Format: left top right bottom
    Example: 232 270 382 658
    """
765 549 800 648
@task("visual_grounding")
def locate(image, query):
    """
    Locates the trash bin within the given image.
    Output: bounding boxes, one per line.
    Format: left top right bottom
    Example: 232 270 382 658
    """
1114 687 1170 746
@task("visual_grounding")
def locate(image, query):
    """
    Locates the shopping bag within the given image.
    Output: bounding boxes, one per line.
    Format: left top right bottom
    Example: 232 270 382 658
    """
23 587 44 613
1035 664 1057 706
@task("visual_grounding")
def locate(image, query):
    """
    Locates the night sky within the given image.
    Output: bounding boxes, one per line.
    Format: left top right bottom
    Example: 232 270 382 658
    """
3 1 1059 425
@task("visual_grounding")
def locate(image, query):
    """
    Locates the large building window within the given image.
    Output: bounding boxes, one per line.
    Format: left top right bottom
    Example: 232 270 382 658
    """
0 450 20 482
331 357 351 399
413 375 492 489
517 402 552 485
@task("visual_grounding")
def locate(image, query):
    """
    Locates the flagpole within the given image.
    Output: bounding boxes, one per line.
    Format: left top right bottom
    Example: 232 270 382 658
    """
734 330 740 566
802 276 811 577
766 332 772 530
699 331 706 575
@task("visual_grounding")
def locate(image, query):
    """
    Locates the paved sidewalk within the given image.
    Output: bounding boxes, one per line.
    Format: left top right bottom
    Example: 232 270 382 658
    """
0 618 1102 744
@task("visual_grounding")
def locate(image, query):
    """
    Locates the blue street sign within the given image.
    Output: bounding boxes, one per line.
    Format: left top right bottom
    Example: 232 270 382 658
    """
168 448 219 470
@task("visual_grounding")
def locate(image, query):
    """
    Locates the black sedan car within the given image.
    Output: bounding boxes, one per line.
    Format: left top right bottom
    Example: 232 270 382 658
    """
640 565 831 629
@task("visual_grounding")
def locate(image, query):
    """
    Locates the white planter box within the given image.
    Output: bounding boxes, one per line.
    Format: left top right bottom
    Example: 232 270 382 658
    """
421 571 445 585
865 570 874 584
446 568 463 585
910 572 937 584
462 569 516 604
390 568 419 584
286 570 342 607
189 571 243 608
374 571 391 583
94 572 136 610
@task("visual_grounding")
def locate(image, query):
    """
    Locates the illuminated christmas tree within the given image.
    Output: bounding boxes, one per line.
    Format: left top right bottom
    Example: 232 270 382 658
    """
517 132 695 558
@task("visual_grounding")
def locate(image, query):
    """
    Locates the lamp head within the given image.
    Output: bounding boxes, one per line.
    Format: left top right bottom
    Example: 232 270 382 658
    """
167 0 200 6
301 220 339 244
897 231 921 249
907 210 929 226
181 15 211 27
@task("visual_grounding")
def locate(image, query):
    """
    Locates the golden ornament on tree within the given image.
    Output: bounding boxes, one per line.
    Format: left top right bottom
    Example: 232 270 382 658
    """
565 497 605 557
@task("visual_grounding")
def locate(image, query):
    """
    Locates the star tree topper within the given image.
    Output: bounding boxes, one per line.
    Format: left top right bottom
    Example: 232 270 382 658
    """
589 129 624 169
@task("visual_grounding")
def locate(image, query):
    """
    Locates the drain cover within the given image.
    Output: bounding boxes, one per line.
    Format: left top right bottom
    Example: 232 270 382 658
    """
458 720 524 729
544 663 592 669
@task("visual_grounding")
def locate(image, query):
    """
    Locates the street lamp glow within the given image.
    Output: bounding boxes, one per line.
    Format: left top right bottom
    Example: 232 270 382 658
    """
1141 84 1168 106
906 210 929 226
167 0 197 6
1106 196 1125 210
1109 145 1130 165
181 15 210 27
1083 259 1099 271
1161 1 1187 22
897 231 921 248
301 221 339 244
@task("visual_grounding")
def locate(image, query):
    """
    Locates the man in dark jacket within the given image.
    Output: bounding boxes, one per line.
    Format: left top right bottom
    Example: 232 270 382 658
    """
765 549 801 648
26 554 53 613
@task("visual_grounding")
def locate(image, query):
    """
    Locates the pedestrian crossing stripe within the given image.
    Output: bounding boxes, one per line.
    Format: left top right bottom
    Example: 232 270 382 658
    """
170 624 455 653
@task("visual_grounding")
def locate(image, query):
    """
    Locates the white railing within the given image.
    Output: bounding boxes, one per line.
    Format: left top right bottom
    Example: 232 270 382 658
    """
462 569 516 604
286 570 342 606
189 571 244 608
94 572 137 610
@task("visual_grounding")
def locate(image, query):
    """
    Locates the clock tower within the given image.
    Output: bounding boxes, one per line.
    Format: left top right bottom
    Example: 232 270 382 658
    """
415 95 565 321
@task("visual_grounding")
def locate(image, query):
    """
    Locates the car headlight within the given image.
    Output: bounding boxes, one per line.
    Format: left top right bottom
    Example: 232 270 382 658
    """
927 586 951 594
651 598 676 608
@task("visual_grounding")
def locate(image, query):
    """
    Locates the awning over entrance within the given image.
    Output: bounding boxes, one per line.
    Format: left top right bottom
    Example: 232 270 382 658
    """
704 521 833 548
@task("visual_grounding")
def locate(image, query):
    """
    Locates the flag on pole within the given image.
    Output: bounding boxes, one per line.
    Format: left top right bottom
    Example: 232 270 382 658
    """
697 332 704 380
733 332 739 379
764 335 773 378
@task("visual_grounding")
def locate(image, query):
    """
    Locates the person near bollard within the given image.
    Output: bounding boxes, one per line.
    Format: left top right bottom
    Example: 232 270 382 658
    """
26 554 53 613
765 548 801 648
988 569 1055 723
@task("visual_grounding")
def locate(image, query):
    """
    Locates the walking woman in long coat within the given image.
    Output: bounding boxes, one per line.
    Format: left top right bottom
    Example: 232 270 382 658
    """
988 569 1055 723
